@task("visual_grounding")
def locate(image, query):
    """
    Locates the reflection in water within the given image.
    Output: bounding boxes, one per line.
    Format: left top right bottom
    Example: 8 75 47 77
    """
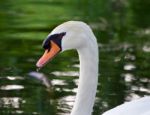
124 53 136 61
125 93 141 101
140 78 150 83
51 71 79 77
0 85 24 90
123 63 136 71
143 45 150 52
139 87 150 93
0 97 24 108
52 79 66 86
29 71 52 88
130 85 150 93
125 84 150 101
6 76 24 80
124 75 150 101
135 29 150 37
114 57 121 62
0 76 24 80
58 96 75 115
0 39 149 115
122 73 135 82
15 110 24 114
72 64 80 68
0 0 150 114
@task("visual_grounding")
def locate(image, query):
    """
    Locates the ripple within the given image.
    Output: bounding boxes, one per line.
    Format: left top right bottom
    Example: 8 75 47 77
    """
139 87 150 93
125 85 150 101
124 53 136 61
52 79 66 85
140 78 150 83
15 110 24 114
62 95 75 107
124 63 136 71
0 97 24 108
125 93 141 101
121 73 135 82
6 76 24 80
143 45 150 52
0 85 24 90
51 71 79 77
72 64 80 68
114 57 121 62
58 95 75 114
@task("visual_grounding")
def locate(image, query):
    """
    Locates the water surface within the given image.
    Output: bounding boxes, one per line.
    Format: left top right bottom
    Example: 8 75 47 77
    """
0 0 150 115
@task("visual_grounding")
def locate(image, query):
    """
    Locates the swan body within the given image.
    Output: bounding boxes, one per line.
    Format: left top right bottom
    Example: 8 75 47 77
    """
103 96 150 115
36 21 150 115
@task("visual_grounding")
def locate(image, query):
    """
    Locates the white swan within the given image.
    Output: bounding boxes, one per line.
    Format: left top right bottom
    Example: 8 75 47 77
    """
36 21 150 115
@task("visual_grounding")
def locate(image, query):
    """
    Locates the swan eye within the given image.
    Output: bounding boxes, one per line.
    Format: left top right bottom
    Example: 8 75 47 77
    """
42 32 66 51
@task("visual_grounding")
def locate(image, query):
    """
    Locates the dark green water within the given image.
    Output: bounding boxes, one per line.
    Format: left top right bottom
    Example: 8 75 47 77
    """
0 0 150 115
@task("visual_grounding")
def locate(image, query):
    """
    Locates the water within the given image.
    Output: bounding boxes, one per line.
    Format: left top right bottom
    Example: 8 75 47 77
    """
0 0 150 115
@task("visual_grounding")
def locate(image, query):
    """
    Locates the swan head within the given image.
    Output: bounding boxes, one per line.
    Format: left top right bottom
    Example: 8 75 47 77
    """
36 21 89 68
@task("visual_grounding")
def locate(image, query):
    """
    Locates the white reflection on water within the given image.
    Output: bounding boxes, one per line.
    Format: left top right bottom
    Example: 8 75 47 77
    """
125 93 141 101
32 112 39 115
58 95 75 115
124 63 136 71
122 73 135 82
139 87 150 93
143 45 150 52
61 96 75 107
49 69 79 115
53 79 78 93
52 79 66 85
51 71 79 77
131 85 150 93
124 76 150 101
140 78 150 83
0 85 24 90
15 110 24 114
72 64 80 68
6 76 24 80
124 53 136 61
136 29 150 37
0 76 24 80
114 57 121 62
0 97 24 108
62 79 78 93
125 86 150 101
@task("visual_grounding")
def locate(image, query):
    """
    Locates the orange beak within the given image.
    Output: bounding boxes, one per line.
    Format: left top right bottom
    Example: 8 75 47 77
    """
36 41 61 68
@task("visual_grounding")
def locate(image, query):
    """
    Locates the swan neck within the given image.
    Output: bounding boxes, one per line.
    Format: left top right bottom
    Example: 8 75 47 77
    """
71 45 99 115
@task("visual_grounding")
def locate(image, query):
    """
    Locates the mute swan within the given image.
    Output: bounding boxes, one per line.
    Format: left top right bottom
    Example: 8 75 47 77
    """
36 21 150 115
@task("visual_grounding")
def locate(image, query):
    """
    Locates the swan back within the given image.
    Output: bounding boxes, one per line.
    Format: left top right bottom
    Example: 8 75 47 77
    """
103 97 150 115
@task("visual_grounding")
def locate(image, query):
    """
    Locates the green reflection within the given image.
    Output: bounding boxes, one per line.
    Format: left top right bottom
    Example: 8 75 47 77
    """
0 0 149 115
